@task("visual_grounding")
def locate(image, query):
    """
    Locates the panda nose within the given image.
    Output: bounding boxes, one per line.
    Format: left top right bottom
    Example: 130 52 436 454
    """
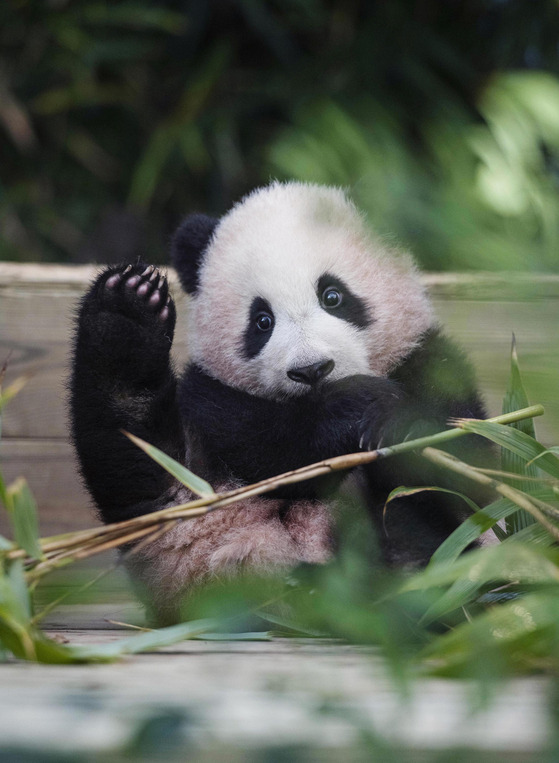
287 359 335 386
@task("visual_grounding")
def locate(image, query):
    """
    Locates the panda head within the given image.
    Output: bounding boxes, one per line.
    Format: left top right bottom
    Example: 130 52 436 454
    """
172 181 434 400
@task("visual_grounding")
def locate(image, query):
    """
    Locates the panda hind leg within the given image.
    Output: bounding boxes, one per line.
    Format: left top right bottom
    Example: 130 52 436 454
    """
71 263 185 524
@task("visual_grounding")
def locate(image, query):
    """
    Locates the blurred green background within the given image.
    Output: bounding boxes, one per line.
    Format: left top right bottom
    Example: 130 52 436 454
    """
2 0 559 270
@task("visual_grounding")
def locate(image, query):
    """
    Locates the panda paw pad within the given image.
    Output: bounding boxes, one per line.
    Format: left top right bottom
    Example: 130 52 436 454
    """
101 263 174 327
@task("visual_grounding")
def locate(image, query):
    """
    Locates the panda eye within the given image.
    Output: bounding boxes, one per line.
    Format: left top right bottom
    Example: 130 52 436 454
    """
321 286 343 309
255 312 274 332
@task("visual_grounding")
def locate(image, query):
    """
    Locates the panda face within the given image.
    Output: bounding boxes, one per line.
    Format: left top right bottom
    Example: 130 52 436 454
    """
239 272 373 398
187 182 434 400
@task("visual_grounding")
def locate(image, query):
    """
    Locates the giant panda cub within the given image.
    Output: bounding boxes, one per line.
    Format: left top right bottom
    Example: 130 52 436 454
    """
71 181 488 623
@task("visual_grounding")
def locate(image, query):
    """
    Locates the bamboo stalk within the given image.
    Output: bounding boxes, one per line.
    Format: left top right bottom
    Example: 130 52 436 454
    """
2 404 545 577
375 404 545 457
421 446 559 542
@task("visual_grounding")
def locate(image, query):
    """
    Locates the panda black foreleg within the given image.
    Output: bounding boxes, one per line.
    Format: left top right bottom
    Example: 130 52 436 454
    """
181 366 402 488
70 263 185 523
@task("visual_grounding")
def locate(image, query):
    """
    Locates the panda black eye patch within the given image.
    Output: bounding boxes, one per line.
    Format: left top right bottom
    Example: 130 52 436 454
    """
316 274 372 329
243 297 275 359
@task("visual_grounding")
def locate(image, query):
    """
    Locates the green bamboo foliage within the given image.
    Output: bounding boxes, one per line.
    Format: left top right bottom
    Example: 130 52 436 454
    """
3 479 42 561
502 336 540 533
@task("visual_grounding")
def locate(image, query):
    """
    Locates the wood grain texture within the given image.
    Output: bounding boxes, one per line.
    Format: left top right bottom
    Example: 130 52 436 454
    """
0 632 550 757
1 263 558 538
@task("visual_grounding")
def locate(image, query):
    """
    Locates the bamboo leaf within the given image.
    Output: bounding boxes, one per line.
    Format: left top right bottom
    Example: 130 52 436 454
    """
501 336 537 532
124 432 215 497
429 498 516 566
0 375 28 412
6 560 32 619
194 631 272 641
5 478 42 560
386 485 480 515
0 470 10 512
68 618 218 661
0 563 29 625
403 542 559 596
422 447 559 544
258 611 325 637
0 610 220 663
0 615 37 661
527 447 559 467
507 519 556 546
455 420 559 480
422 591 559 673
430 483 559 567
502 335 536 439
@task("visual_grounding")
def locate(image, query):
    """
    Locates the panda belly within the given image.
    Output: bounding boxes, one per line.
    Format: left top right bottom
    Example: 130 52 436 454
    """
125 484 334 622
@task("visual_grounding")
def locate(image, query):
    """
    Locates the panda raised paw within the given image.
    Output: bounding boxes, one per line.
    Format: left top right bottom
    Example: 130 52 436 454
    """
75 262 177 386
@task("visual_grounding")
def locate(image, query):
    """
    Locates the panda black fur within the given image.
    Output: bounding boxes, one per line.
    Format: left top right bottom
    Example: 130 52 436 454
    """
70 181 489 623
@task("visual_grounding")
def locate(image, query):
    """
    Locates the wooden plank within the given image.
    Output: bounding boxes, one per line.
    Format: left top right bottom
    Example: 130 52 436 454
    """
0 439 95 536
0 634 550 759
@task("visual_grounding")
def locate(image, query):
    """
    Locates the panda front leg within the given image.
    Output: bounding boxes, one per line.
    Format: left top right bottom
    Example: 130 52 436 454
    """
70 263 185 524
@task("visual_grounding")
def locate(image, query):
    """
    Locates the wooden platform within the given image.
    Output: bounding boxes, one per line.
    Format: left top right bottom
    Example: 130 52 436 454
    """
0 625 552 760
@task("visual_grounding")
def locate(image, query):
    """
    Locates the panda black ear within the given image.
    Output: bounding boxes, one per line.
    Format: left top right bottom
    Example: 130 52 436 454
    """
171 213 218 294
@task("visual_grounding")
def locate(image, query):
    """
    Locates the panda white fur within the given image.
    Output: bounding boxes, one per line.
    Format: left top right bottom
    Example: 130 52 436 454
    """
71 181 489 623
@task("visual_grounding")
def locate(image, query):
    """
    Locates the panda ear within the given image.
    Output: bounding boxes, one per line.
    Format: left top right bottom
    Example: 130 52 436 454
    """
171 213 218 294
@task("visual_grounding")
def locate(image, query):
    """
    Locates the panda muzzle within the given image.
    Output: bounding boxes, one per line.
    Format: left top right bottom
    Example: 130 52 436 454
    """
287 359 335 386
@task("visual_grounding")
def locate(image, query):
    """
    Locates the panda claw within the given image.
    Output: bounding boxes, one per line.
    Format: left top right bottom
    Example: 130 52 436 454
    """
141 265 153 278
149 269 159 283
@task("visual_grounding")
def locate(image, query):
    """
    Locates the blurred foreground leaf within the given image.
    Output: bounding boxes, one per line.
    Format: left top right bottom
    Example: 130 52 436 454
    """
422 591 559 675
0 560 219 663
4 479 42 561
404 542 559 597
